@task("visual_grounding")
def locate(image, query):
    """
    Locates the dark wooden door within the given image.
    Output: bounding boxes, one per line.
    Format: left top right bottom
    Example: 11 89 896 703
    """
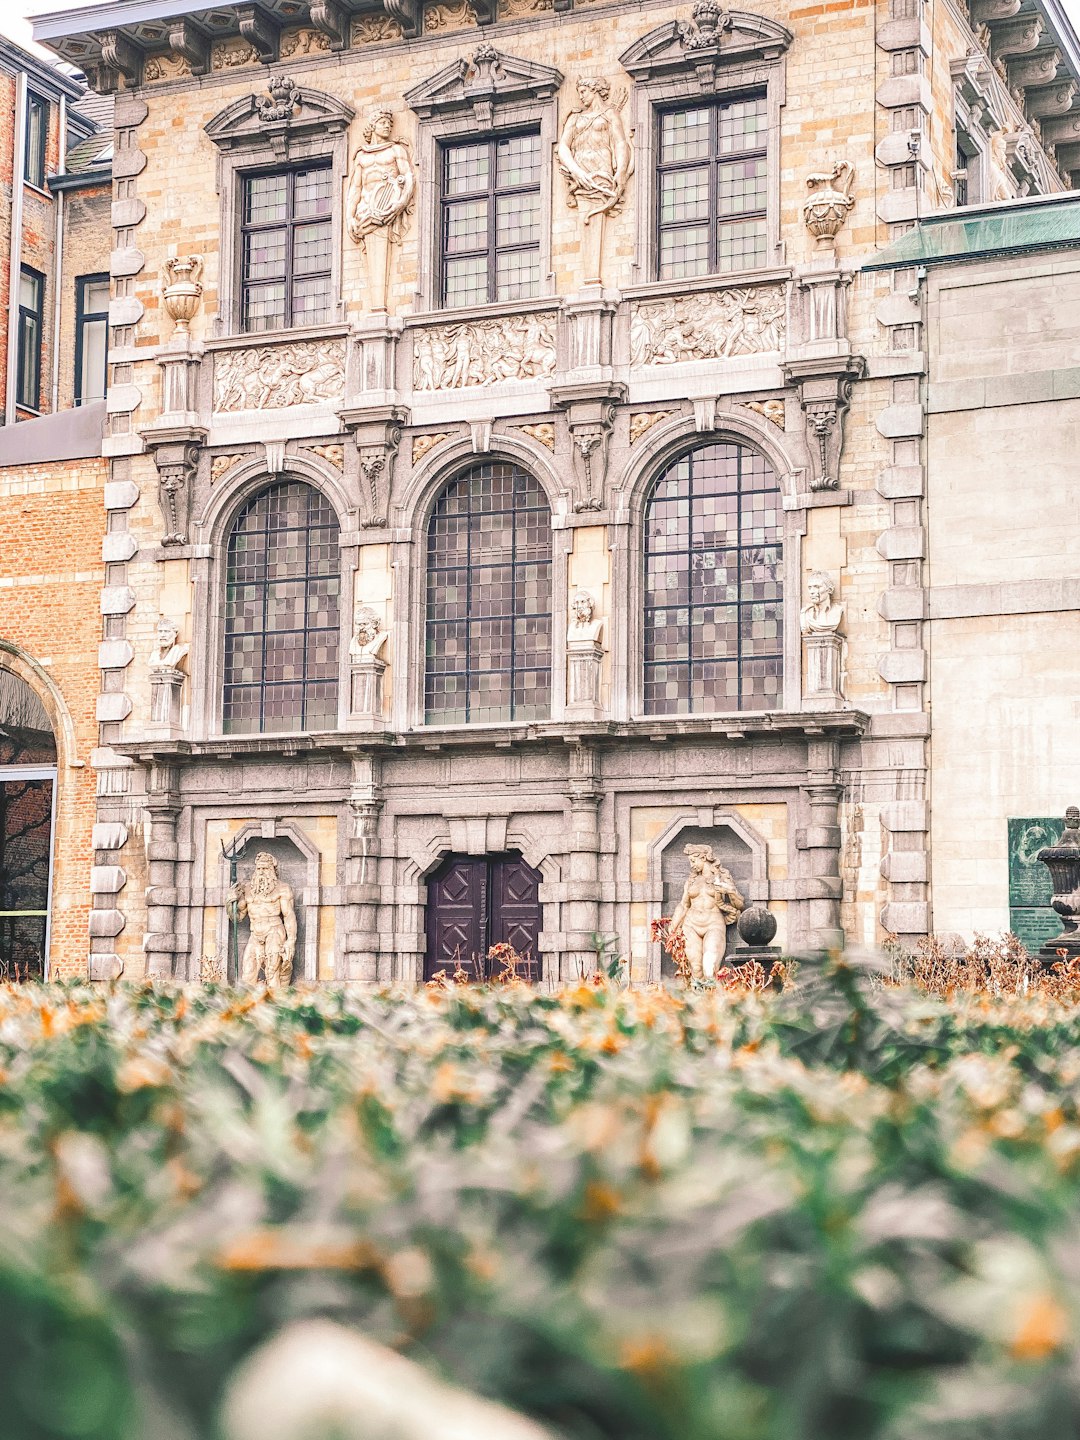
425 853 542 981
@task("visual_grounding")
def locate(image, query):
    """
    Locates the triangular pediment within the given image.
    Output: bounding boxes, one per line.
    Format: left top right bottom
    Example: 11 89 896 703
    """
405 44 563 118
206 83 355 151
620 8 793 81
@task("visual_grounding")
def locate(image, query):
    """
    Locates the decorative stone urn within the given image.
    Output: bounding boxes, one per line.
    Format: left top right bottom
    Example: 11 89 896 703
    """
735 905 781 965
802 161 856 245
161 255 204 334
1037 806 1080 964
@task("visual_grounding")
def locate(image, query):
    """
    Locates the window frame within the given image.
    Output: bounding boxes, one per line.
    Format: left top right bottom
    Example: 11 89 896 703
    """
24 92 48 190
74 273 109 406
641 440 786 718
437 128 544 310
623 24 788 285
238 162 334 335
204 85 353 339
423 460 554 727
221 479 343 737
653 92 770 283
16 266 45 413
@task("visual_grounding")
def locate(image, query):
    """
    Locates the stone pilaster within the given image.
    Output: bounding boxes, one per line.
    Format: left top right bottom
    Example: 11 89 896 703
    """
563 744 603 979
799 739 844 950
143 760 182 980
342 753 385 983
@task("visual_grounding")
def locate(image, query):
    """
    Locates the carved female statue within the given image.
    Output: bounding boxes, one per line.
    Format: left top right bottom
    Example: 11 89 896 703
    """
557 77 634 285
668 843 745 983
345 108 416 313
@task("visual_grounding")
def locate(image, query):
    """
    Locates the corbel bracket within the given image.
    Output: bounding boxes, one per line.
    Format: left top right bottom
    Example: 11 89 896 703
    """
147 429 206 547
550 381 626 513
783 357 865 493
340 405 409 528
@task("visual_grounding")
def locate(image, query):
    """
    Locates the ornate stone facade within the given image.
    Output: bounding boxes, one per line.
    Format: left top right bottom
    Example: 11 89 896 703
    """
28 0 1080 986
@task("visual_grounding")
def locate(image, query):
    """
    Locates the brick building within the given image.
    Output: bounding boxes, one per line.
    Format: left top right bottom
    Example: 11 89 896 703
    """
0 36 111 979
19 0 1080 981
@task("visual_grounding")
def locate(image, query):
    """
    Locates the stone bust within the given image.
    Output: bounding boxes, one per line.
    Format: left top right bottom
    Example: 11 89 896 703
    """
799 572 845 636
567 588 605 644
149 617 189 671
350 606 388 661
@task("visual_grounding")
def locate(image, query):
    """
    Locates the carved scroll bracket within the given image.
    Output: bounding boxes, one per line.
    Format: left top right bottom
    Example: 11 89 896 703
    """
550 382 626 513
147 431 206 547
340 405 408 529
783 357 865 494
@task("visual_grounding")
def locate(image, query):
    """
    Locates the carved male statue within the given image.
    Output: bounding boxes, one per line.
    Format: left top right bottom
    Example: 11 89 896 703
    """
668 844 745 983
227 851 297 986
557 77 634 222
346 108 415 246
149 617 189 671
349 606 389 661
567 588 605 644
799 572 845 636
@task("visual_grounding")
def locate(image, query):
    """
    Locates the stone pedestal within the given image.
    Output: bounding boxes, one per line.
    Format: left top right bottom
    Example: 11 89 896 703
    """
566 639 604 719
803 632 844 708
350 654 387 727
149 666 185 729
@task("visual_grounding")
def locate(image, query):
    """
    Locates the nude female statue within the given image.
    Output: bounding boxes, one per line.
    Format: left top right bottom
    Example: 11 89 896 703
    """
668 843 745 982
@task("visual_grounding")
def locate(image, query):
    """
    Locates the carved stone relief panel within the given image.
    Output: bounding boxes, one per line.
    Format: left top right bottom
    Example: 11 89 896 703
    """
412 314 556 390
424 1 478 30
517 422 556 450
501 0 552 13
309 444 345 470
629 410 676 444
210 453 245 483
279 28 332 58
352 15 406 43
143 52 192 82
211 38 259 70
629 286 787 367
739 399 786 428
412 432 451 463
213 339 347 412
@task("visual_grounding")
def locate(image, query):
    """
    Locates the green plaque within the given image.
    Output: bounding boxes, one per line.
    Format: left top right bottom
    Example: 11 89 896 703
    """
1008 817 1064 952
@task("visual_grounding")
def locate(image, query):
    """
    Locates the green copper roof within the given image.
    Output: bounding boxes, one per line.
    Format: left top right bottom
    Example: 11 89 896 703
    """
863 195 1080 271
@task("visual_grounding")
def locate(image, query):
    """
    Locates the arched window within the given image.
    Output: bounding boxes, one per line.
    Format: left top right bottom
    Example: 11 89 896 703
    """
426 461 552 725
223 481 340 734
643 441 782 715
0 666 56 980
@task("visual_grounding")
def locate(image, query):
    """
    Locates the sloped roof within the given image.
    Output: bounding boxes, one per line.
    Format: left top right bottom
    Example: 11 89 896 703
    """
863 193 1080 270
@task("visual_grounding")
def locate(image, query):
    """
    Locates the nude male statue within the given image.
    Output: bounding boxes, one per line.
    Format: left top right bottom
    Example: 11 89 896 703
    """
668 843 745 983
227 851 297 986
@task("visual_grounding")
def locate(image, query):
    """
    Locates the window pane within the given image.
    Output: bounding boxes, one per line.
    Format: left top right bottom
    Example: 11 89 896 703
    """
661 107 711 163
718 97 767 154
659 167 710 224
445 142 490 196
292 220 332 276
716 217 768 272
77 316 107 404
84 279 110 314
496 132 541 188
223 482 340 734
659 225 709 279
294 167 331 218
717 157 768 216
243 228 287 281
496 249 540 302
244 173 288 224
445 198 489 254
425 463 552 725
242 283 286 332
496 191 539 248
444 255 488 308
644 444 782 715
19 271 40 310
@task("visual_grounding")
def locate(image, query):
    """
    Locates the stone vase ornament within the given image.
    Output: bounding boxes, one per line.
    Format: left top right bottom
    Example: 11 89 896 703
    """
1037 807 1080 964
161 255 204 334
802 161 855 246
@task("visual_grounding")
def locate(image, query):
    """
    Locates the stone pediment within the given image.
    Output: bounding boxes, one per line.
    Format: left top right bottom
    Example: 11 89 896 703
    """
205 80 354 152
405 43 563 119
619 7 793 82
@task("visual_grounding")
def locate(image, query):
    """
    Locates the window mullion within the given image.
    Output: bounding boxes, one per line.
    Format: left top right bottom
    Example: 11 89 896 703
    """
488 139 498 304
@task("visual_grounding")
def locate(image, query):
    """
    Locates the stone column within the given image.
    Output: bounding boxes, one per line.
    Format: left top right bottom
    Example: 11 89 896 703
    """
342 753 384 983
563 744 602 980
800 739 844 951
143 761 182 980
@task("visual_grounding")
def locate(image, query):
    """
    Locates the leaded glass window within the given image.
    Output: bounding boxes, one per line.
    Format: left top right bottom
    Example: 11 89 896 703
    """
644 442 783 715
240 165 333 332
656 96 768 279
440 132 542 308
223 482 340 733
426 463 552 724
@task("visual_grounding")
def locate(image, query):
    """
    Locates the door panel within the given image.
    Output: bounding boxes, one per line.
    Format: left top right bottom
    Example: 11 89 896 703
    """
425 852 543 982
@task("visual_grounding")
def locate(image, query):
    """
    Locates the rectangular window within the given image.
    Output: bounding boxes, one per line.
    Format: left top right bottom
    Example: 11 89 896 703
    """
891 50 922 77
891 106 921 133
75 274 109 405
239 164 332 333
656 95 768 281
16 267 44 411
439 131 542 308
955 128 983 206
892 162 918 189
25 93 48 189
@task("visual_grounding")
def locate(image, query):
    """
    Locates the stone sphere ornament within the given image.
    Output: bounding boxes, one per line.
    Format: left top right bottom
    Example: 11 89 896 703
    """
802 160 856 243
737 906 778 948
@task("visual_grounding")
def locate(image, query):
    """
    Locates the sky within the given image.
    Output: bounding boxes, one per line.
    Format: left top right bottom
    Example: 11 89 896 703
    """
2 0 1080 74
